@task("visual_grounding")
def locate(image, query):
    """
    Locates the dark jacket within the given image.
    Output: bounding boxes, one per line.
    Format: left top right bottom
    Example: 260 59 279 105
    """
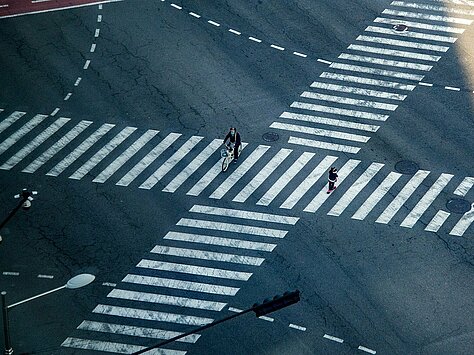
328 170 338 182
224 131 241 146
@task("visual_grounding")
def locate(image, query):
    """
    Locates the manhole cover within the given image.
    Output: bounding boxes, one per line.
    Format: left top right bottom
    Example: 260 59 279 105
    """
395 160 419 174
393 24 409 32
262 132 279 142
446 198 472 214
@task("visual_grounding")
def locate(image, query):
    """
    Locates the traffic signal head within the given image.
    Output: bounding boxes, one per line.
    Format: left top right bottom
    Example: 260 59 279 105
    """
252 290 300 317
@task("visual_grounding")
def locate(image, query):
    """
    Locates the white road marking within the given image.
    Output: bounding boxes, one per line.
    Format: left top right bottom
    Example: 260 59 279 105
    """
376 170 430 224
63 93 72 101
310 82 407 100
301 90 399 110
97 14 102 22
2 271 19 276
271 44 285 50
418 82 433 86
289 324 306 331
228 307 243 312
330 62 425 81
453 177 474 196
357 35 449 52
101 282 116 287
229 28 241 35
317 58 332 64
365 25 457 43
425 210 450 232
391 1 474 15
37 274 54 279
189 11 201 18
450 205 474 236
170 3 182 10
358 345 377 354
304 159 361 213
259 315 275 322
291 101 389 121
50 108 60 116
348 44 441 62
249 36 262 43
323 334 344 343
83 60 91 69
74 77 82 86
320 72 416 90
62 338 182 354
90 43 96 52
338 53 432 71
445 86 461 91
293 51 307 57
288 136 361 154
382 9 472 25
279 112 380 132
0 114 47 156
374 17 465 34
94 29 100 37
208 20 220 27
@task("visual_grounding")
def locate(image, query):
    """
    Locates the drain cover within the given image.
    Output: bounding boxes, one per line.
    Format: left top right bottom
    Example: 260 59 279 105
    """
395 160 419 175
262 132 279 142
393 24 409 32
446 198 472 214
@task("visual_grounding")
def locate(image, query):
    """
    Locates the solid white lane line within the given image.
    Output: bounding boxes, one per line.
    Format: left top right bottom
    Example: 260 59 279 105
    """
289 324 306 331
338 53 432 71
304 159 361 213
425 210 450 232
271 122 371 143
291 101 389 121
351 171 402 220
365 25 457 43
164 231 277 252
301 91 399 110
93 130 159 183
288 136 361 154
0 111 26 134
189 204 299 225
151 245 264 266
137 259 253 281
400 173 453 228
163 139 221 193
374 17 465 34
257 152 315 206
0 114 48 156
123 274 239 295
281 155 338 209
330 62 425 81
46 123 115 177
391 1 474 16
376 170 430 224
357 35 449 52
0 117 70 170
107 288 226 311
140 135 203 189
328 163 384 216
69 126 136 180
358 345 377 354
116 133 181 186
320 72 416 90
78 320 200 343
176 218 288 238
323 334 344 343
348 44 441 62
382 9 472 25
450 207 474 236
210 145 270 199
453 177 474 196
279 112 380 132
310 82 407 100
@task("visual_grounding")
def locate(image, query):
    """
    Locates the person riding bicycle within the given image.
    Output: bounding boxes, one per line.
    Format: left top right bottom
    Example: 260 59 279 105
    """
223 127 241 162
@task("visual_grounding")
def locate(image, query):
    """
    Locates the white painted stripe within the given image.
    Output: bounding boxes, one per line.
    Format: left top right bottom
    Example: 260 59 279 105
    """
445 86 461 91
338 53 432 71
50 108 60 116
63 93 72 101
453 177 474 196
170 3 182 10
288 136 361 154
425 210 450 232
449 206 474 236
0 117 70 170
176 218 288 238
358 345 377 354
228 28 241 35
304 159 361 213
189 12 201 18
328 163 384 216
317 58 332 64
93 130 159 183
94 29 100 37
210 145 270 199
320 72 416 90
391 1 474 16
289 324 306 331
208 20 220 26
323 334 344 343
37 274 54 279
0 111 26 134
163 139 221 193
69 126 136 180
93 304 214 326
164 231 277 252
279 112 379 132
0 114 48 156
259 315 274 322
102 282 116 287
301 90 399 110
418 82 433 86
116 133 181 186
310 82 407 100
137 259 253 281
431 0 474 7
357 35 449 52
249 36 262 43
98 4 102 9
233 148 292 203
365 26 457 43
107 288 226 311
293 51 307 57
2 272 19 276
400 173 453 228
281 155 338 209
74 77 82 86
151 245 264 266
348 44 441 62
291 101 389 121
228 307 243 313
376 170 430 224
271 44 285 50
374 17 465 34
97 14 102 22
140 135 203 189
352 172 402 220
330 62 425 81
83 59 91 69
382 9 472 25
189 204 299 224
77 320 199 343
123 274 239 295
90 43 96 52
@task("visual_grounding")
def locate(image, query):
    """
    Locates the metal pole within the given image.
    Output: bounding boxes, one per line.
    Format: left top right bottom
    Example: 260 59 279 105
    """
1 292 13 355
0 198 26 232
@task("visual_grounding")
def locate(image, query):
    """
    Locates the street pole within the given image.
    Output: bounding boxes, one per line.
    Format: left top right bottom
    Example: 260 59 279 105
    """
0 189 36 244
1 292 13 355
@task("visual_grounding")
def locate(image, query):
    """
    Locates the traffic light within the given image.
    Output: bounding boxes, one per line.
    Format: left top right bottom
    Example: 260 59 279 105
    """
252 290 300 317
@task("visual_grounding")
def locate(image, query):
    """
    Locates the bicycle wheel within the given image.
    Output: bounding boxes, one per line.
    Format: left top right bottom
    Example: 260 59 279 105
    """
222 157 230 172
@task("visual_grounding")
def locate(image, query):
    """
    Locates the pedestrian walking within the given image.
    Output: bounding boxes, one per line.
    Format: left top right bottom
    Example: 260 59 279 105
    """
327 167 338 194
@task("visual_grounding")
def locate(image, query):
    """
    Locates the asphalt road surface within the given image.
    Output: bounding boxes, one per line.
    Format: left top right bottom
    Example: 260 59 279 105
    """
0 1 473 354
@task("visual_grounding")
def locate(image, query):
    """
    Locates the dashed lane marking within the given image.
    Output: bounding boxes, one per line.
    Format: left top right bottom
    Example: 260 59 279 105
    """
323 334 344 343
358 345 377 354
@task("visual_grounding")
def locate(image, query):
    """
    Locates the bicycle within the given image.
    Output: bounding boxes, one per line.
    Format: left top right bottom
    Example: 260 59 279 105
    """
221 143 242 172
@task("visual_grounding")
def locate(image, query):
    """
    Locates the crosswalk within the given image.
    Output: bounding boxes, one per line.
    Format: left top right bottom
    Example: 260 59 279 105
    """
269 0 474 154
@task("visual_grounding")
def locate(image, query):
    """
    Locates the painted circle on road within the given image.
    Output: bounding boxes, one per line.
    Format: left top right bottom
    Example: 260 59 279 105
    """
446 198 472 214
395 160 419 175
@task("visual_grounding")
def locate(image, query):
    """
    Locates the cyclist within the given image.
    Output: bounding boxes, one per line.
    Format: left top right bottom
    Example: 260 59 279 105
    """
223 127 241 162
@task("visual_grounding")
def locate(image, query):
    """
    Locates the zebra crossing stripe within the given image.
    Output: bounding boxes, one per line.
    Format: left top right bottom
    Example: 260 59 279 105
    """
0 117 70 170
69 126 137 180
164 231 277 252
357 35 450 52
279 112 380 132
22 121 93 174
374 17 465 34
301 91 399 110
123 274 240 295
210 145 270 199
93 304 214 326
137 259 253 281
304 159 362 213
46 123 115 177
0 114 48 156
107 288 227 311
453 177 474 196
291 101 389 121
365 25 457 43
390 1 474 16
93 130 159 183
400 173 453 228
338 53 433 72
77 320 200 343
425 210 450 232
62 337 183 354
309 82 407 101
328 163 384 217
376 170 430 224
330 62 425 81
233 148 293 203
140 135 204 189
151 245 265 266
288 136 361 154
435 0 474 7
347 44 441 62
352 171 402 220
176 218 288 238
320 72 416 90
116 132 181 186
449 207 474 236
163 139 221 193
0 111 26 134
382 9 473 25
281 155 338 210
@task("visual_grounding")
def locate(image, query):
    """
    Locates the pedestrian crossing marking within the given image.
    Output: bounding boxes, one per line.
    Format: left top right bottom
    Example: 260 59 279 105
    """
347 44 442 62
425 210 450 233
338 53 433 72
288 136 361 154
309 82 407 101
0 111 26 135
0 114 48 156
453 177 474 196
330 62 425 81
319 72 416 90
291 101 390 121
382 9 473 25
450 206 474 236
62 338 183 355
373 17 465 34
300 91 399 110
356 35 450 52
364 25 457 43
391 1 474 16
